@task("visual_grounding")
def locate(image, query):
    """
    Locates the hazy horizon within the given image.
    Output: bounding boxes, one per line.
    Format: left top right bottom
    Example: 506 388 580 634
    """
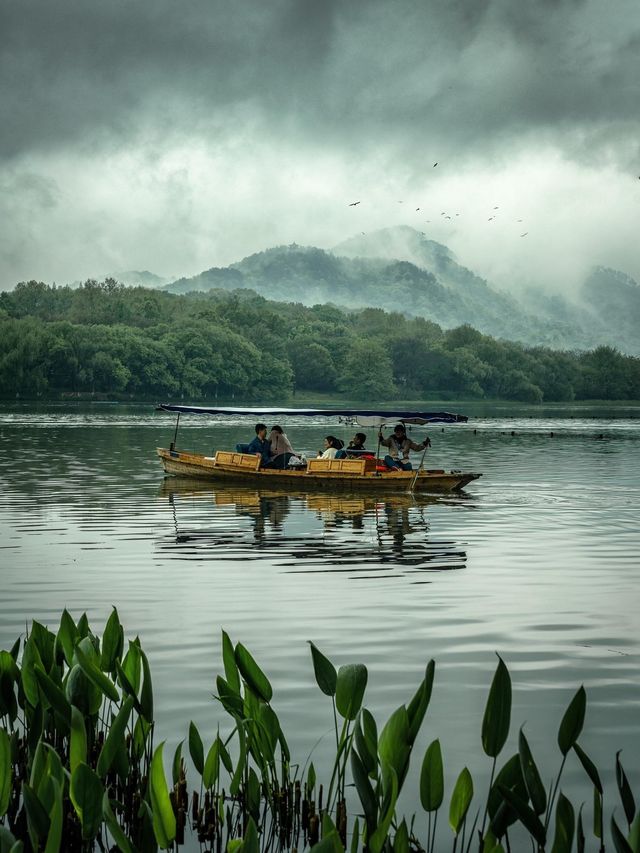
2 0 640 294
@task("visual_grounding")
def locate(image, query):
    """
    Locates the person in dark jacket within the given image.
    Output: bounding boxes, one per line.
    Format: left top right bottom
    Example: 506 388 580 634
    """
246 423 271 466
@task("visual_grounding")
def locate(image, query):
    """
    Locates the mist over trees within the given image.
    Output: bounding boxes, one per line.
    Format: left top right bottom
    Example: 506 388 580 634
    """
0 279 639 402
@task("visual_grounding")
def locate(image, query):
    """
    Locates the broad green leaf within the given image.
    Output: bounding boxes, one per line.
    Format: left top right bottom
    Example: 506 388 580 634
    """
121 641 141 694
22 782 50 850
70 763 104 841
0 826 18 853
188 721 204 775
449 767 474 835
557 686 586 756
33 665 71 727
139 648 154 723
498 783 546 847
488 754 527 837
611 814 633 853
594 787 602 839
0 729 10 816
335 663 368 721
114 661 144 716
420 739 444 812
216 676 244 716
149 742 176 849
203 738 220 790
573 742 602 794
65 664 100 716
577 804 585 853
518 728 547 815
234 643 273 703
57 610 78 666
30 623 55 674
230 718 247 797
393 819 409 853
77 613 89 638
242 816 259 853
96 696 134 778
0 652 19 723
378 705 411 784
351 750 377 828
172 740 184 787
75 644 119 703
222 630 240 693
551 792 574 853
407 660 435 743
350 818 360 853
369 767 398 853
103 794 135 853
308 641 337 697
20 637 44 707
70 707 87 774
100 607 123 673
247 767 260 822
355 708 378 776
482 656 511 758
43 777 63 853
616 752 636 826
629 812 640 853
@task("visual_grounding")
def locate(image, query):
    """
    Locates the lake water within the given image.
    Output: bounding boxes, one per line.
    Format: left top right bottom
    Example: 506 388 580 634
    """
1 402 639 845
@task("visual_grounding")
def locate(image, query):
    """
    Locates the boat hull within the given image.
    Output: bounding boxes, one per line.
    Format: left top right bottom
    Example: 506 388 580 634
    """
157 448 480 493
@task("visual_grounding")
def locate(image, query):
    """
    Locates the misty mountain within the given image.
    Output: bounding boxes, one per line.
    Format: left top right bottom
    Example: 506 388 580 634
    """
109 270 168 288
163 227 639 354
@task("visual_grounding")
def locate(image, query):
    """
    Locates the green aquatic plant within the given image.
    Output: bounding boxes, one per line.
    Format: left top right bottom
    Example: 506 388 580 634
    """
0 614 639 852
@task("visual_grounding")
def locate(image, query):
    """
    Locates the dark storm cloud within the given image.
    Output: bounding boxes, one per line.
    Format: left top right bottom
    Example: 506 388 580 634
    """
2 0 639 169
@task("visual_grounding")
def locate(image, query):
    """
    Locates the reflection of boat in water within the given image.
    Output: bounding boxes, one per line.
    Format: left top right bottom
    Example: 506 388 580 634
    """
156 405 481 494
158 480 471 575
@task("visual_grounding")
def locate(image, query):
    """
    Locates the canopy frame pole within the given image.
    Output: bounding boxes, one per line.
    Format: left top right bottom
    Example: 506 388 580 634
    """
170 412 180 451
375 428 383 476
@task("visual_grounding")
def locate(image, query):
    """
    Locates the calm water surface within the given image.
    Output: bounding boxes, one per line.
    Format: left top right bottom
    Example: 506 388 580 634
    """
1 402 639 836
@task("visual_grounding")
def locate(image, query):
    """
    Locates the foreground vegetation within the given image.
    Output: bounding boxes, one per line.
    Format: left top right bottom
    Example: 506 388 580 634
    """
1 279 639 403
1 612 639 851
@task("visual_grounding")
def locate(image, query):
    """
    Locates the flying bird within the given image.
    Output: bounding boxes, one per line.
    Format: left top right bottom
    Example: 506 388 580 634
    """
493 206 499 210
348 201 361 206
488 217 495 221
445 215 451 219
520 232 528 237
433 162 438 167
416 207 420 211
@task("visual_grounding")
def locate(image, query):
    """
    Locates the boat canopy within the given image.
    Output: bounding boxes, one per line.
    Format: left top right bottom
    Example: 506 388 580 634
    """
157 404 468 426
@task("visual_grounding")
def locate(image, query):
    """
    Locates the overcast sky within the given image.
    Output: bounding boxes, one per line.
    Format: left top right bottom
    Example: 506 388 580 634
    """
1 0 639 293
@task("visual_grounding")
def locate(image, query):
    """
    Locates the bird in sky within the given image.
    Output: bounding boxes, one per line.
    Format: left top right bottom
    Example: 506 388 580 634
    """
517 219 523 222
441 211 446 215
493 206 499 210
520 232 528 237
416 207 420 211
488 216 495 221
433 162 438 167
445 215 452 219
348 201 360 206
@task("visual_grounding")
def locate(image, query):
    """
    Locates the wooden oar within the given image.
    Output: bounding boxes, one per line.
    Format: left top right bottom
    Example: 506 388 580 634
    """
408 437 431 492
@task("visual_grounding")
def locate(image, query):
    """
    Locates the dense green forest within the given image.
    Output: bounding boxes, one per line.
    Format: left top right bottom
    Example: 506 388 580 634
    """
1 279 639 402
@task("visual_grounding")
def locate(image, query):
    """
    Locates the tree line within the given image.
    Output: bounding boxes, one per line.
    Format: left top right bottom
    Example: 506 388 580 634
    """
1 278 639 402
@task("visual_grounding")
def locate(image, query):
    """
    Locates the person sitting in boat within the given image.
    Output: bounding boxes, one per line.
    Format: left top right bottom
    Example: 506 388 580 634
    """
336 432 368 459
379 423 430 471
246 423 271 466
318 435 344 459
267 425 296 469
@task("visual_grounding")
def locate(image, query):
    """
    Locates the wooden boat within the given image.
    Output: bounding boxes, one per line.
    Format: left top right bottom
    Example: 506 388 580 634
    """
156 404 481 494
